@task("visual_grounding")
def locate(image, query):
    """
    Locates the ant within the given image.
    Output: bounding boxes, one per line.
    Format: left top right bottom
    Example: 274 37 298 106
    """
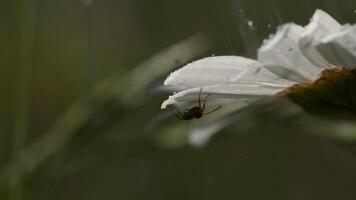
174 87 222 120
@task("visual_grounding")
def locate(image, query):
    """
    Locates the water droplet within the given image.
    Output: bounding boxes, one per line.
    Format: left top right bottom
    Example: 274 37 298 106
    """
247 20 254 26
267 24 272 28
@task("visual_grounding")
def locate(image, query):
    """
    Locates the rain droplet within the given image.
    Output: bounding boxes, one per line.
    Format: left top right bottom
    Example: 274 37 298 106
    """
247 20 254 26
267 24 272 28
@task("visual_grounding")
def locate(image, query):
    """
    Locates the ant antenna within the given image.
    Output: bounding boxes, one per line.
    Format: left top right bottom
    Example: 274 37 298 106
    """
199 87 217 112
202 94 211 110
198 87 203 108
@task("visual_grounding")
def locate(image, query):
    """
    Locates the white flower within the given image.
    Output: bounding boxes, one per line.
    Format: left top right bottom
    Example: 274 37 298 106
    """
161 9 356 121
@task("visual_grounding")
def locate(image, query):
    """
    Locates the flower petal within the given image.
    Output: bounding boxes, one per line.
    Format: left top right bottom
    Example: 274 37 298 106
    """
189 121 225 147
161 84 283 109
164 56 294 91
315 25 356 68
299 9 342 68
258 23 322 82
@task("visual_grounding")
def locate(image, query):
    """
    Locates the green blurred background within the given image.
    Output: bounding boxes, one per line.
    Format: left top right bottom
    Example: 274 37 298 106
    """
2 0 356 199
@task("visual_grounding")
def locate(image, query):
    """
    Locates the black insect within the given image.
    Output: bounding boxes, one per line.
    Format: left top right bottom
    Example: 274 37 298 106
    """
174 87 222 120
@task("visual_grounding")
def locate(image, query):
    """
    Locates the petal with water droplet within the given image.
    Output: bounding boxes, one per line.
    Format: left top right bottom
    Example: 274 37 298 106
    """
161 84 283 109
299 9 342 68
316 25 356 68
164 56 294 91
258 23 322 82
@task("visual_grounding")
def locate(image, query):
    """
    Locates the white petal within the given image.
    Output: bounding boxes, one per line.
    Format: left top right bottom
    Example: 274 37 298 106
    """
316 25 356 68
258 23 322 82
189 122 225 147
299 9 342 68
161 84 284 109
164 56 294 91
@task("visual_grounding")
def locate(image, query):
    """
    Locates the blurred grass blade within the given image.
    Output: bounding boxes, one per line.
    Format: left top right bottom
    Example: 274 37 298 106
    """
0 34 211 186
9 0 38 199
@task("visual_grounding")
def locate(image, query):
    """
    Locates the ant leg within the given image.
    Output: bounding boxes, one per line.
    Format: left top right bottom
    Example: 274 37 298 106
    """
202 94 211 111
174 106 183 120
198 87 203 108
203 105 222 115
175 113 183 120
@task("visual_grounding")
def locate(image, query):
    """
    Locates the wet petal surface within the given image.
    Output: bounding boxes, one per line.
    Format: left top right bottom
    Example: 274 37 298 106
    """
258 23 322 82
161 84 283 109
299 9 341 68
164 56 294 91
316 25 356 68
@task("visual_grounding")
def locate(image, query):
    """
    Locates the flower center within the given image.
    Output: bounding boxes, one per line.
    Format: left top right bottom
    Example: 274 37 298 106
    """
279 68 356 120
